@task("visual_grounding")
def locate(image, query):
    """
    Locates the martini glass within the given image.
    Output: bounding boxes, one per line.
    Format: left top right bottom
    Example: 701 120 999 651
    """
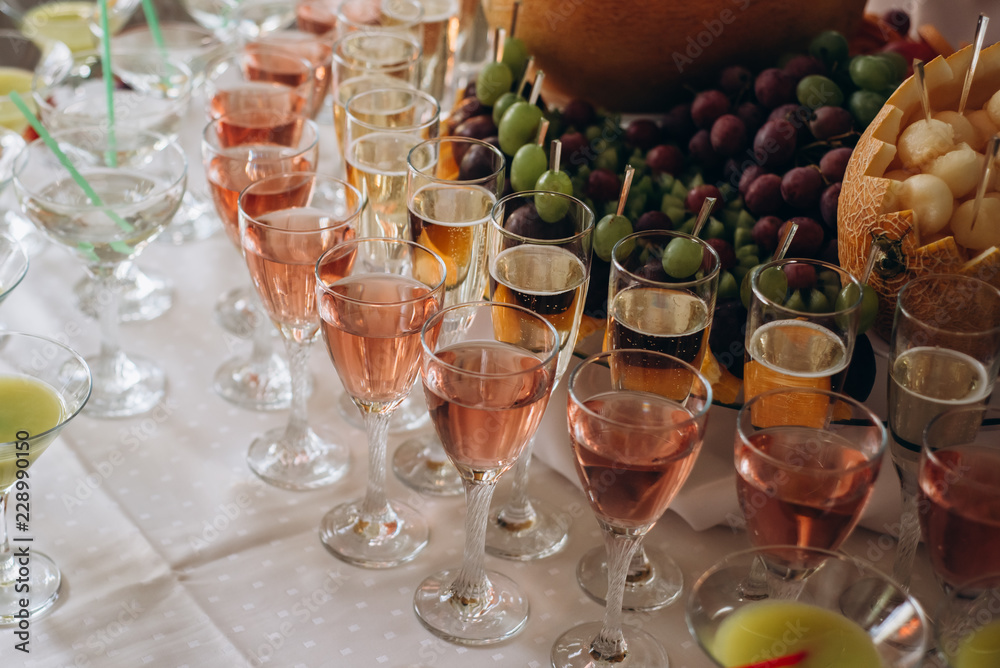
5 0 139 53
239 172 363 490
551 348 711 667
316 237 446 567
0 331 91 624
485 191 595 560
0 233 28 314
414 301 559 644
13 127 186 418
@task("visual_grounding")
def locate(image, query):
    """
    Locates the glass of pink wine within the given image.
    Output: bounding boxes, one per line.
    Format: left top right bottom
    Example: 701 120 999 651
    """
414 301 559 644
315 237 447 567
550 348 711 667
0 332 91 623
238 172 365 490
920 406 1000 595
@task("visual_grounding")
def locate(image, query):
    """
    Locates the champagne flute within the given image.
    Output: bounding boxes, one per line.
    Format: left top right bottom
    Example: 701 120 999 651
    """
316 237 447 567
13 127 186 418
888 274 1000 589
204 43 317 123
0 332 91 623
484 190 594 560
920 406 1000 594
551 348 711 667
392 135 504 494
202 111 319 412
414 300 559 643
578 228 719 610
239 172 364 490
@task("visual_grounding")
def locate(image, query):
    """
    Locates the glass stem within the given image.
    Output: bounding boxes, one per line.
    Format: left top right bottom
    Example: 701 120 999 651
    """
449 479 497 615
590 529 642 662
495 437 537 530
359 410 394 522
0 492 13 585
281 336 312 449
625 542 654 585
893 480 921 591
247 300 276 366
95 265 124 363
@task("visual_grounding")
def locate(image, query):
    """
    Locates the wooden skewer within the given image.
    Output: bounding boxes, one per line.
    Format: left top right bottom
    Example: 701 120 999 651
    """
549 139 561 172
691 197 717 237
528 70 544 106
914 60 932 123
958 13 990 115
774 221 799 260
616 165 635 217
969 134 999 234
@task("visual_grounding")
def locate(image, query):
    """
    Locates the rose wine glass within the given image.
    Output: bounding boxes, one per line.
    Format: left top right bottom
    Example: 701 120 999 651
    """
0 332 91 624
238 172 364 490
13 127 186 418
888 273 1000 590
920 406 1000 594
316 237 446 567
392 135 505 495
202 111 319 412
484 190 595 560
414 301 559 644
551 348 711 666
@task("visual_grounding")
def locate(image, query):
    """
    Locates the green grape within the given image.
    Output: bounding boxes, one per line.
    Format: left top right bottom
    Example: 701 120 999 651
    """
717 270 739 300
510 143 547 192
806 288 830 313
874 51 907 82
476 61 514 106
836 283 878 334
784 289 808 312
849 90 887 128
809 30 849 69
501 37 529 81
534 170 573 222
849 55 895 93
796 74 844 108
594 214 633 262
498 101 543 156
492 91 524 126
742 265 788 309
662 236 704 279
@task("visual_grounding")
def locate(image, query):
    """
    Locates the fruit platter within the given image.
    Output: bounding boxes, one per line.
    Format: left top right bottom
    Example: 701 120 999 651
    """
446 5 996 406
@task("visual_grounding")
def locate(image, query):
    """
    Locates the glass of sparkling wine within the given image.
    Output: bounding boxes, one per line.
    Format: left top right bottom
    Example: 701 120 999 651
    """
484 190 595 560
238 172 364 490
296 0 339 38
887 274 1000 589
736 387 886 550
0 332 91 624
686 546 930 668
936 574 1000 668
13 128 186 418
204 44 317 123
392 135 504 494
414 301 559 644
315 237 446 567
577 229 719 611
920 406 1000 594
202 112 320 412
551 348 711 667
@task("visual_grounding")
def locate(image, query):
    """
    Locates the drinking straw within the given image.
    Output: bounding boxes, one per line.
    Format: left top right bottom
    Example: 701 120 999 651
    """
98 0 118 167
140 0 169 60
8 90 134 235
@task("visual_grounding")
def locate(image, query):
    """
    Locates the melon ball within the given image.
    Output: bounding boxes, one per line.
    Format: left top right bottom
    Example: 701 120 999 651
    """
986 89 1000 127
885 169 913 181
951 198 1000 250
926 144 983 198
967 109 1000 151
899 173 954 236
897 118 955 170
933 110 977 146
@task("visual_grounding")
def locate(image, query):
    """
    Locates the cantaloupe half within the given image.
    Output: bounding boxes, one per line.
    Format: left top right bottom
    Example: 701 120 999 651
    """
839 42 1000 341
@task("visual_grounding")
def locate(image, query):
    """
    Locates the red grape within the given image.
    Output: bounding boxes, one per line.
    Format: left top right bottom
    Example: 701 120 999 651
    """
882 9 911 37
645 144 684 176
744 173 783 215
635 258 669 282
783 262 816 290
783 54 827 82
768 103 813 140
705 237 736 271
448 96 487 132
587 168 620 201
691 89 731 129
459 143 500 181
754 68 796 109
820 182 841 229
819 147 852 182
808 105 854 140
752 119 796 168
453 115 498 161
625 118 660 150
559 131 589 169
780 216 825 257
780 166 824 210
686 184 722 214
710 114 748 157
882 40 936 70
737 101 767 135
661 103 696 143
562 98 596 129
719 65 753 96
752 215 783 253
688 129 723 173
634 210 673 232
738 164 766 198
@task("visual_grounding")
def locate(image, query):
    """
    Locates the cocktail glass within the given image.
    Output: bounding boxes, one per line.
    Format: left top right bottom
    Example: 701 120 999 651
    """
887 274 1000 589
6 0 139 53
181 0 240 36
238 172 363 490
13 128 186 417
550 348 711 667
0 233 28 312
316 237 446 566
936 574 1000 668
686 546 930 668
484 190 594 560
392 135 504 494
414 301 559 643
0 331 91 624
202 111 319 411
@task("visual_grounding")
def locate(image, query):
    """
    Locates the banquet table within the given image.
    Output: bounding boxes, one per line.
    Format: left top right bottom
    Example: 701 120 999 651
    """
0 83 958 668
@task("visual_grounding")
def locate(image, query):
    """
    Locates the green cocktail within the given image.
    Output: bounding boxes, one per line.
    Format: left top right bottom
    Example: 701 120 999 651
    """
0 374 65 490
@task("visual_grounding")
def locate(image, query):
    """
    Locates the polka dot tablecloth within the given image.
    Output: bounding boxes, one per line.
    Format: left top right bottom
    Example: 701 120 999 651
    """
0 99 946 668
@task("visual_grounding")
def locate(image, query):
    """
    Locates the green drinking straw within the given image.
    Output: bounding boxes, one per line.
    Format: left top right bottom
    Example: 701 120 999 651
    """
8 90 134 235
98 0 118 167
140 0 169 59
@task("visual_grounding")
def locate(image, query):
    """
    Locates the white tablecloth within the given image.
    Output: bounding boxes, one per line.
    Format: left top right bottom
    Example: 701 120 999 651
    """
0 95 948 668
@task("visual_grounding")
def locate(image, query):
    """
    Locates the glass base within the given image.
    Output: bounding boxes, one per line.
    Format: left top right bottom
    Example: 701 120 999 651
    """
158 190 219 245
338 387 430 434
392 433 463 497
576 545 683 612
0 209 47 256
75 265 173 323
214 286 260 339
413 568 529 645
246 427 350 491
86 352 166 418
551 622 670 668
213 350 293 412
319 499 428 568
485 498 571 561
0 550 60 626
